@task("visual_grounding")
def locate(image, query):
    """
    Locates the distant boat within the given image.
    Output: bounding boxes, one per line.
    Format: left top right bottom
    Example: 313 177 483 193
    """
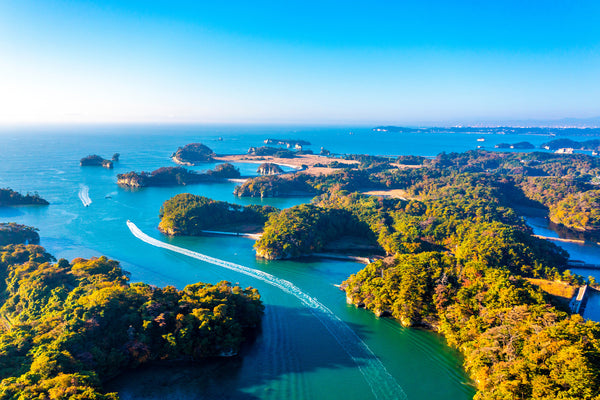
477 138 485 142
105 195 112 199
218 137 223 141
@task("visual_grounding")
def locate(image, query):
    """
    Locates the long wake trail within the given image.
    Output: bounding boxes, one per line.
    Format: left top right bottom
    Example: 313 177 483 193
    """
78 185 92 207
127 221 407 400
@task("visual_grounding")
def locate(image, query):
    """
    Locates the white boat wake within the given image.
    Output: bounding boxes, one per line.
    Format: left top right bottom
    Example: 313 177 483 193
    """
78 185 92 207
127 220 407 400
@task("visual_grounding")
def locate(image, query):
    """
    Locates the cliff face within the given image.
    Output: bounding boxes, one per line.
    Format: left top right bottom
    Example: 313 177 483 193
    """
257 163 284 175
117 175 145 188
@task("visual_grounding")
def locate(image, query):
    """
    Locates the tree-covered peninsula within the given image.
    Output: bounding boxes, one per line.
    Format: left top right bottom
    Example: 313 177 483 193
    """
0 188 49 206
117 164 240 188
0 240 263 399
158 193 278 235
0 223 40 245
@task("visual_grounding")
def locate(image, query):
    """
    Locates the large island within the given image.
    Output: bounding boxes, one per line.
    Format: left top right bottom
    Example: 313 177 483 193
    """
0 226 263 399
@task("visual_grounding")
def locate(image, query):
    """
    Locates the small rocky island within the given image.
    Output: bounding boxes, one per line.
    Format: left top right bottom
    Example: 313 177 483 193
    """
171 143 215 165
0 188 49 206
80 154 113 168
257 163 284 175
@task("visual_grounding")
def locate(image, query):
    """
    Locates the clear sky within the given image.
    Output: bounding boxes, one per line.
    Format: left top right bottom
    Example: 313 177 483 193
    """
1 0 599 125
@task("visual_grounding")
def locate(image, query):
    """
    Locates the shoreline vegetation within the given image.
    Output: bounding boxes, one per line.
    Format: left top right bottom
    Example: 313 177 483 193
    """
0 224 263 399
171 143 215 165
117 164 241 188
158 194 278 236
162 146 600 399
0 188 49 206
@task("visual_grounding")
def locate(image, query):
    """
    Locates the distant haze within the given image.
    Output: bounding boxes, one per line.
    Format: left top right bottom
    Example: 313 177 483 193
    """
1 1 600 125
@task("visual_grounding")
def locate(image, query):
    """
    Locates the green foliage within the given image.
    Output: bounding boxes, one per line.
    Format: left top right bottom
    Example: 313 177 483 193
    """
172 143 215 163
159 193 278 235
0 189 49 206
117 164 240 188
234 175 318 197
0 245 263 399
550 190 600 232
0 224 40 246
254 204 374 259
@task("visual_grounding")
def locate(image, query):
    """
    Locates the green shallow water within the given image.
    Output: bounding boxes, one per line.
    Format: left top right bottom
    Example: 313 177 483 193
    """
0 127 475 400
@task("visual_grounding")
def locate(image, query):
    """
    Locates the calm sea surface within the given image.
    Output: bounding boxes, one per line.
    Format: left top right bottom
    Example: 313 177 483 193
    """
1 124 599 400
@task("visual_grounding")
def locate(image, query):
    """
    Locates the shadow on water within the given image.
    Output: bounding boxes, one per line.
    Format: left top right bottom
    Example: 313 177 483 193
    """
106 305 374 400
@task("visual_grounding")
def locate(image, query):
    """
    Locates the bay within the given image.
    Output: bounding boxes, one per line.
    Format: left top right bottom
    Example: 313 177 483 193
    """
1 124 599 399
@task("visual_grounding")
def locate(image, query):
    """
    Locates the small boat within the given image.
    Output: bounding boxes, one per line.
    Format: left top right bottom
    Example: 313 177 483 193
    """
218 137 223 141
477 138 485 142
105 195 112 199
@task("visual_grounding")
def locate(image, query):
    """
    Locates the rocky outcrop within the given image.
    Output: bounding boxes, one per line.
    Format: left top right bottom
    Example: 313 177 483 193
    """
80 155 113 168
257 163 284 175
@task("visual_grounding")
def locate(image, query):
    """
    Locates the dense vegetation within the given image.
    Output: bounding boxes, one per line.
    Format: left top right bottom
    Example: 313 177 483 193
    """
80 155 113 168
254 204 373 259
159 193 278 235
549 190 600 233
171 143 215 165
0 223 40 245
117 164 240 188
234 175 318 197
0 188 49 207
249 149 600 397
247 146 295 158
0 244 263 399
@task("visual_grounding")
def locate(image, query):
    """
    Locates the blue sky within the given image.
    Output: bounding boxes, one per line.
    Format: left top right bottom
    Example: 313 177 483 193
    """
1 0 599 125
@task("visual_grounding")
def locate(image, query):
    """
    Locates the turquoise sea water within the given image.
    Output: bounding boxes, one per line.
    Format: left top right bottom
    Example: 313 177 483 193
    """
1 125 599 399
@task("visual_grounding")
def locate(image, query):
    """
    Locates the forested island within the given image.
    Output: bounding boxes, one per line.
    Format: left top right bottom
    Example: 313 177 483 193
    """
80 154 113 168
117 164 240 188
171 143 215 165
159 193 278 235
0 227 263 399
0 188 49 206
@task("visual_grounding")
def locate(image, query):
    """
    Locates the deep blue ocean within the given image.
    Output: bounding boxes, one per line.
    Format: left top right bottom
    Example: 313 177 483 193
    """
0 124 599 399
